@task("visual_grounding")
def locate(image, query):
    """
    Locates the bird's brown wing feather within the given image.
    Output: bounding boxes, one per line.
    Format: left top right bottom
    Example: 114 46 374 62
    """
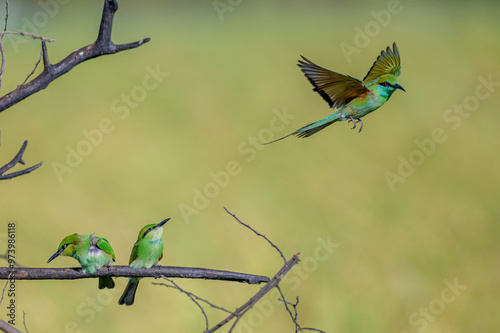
298 56 369 109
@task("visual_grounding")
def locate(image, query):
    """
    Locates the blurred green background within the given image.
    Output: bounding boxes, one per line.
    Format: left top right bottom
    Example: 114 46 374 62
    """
1 0 499 332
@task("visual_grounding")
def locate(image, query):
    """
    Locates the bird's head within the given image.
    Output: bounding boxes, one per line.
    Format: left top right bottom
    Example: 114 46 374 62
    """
47 233 81 263
137 218 170 242
376 74 405 96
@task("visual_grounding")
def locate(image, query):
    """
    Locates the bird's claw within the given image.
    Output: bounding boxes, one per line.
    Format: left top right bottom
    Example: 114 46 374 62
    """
348 116 363 133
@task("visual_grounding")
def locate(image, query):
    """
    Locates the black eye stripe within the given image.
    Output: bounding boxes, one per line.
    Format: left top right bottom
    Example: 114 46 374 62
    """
143 228 153 238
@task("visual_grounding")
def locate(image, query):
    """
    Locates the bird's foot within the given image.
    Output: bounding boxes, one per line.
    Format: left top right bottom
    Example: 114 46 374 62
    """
347 116 363 133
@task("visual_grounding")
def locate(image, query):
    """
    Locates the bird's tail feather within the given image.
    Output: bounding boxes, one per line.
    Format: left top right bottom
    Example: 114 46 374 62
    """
98 276 115 289
265 113 340 144
118 279 140 306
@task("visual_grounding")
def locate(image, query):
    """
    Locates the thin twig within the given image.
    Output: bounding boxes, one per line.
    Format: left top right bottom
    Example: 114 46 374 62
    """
206 254 300 333
1 31 55 42
1 1 7 33
222 208 325 332
0 141 43 180
277 286 300 332
224 207 287 264
277 288 326 333
0 275 9 305
20 51 42 86
22 311 29 333
153 280 232 314
0 0 8 91
156 277 210 331
0 251 23 268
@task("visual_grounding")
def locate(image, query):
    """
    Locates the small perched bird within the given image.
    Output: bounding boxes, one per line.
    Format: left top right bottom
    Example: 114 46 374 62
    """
119 218 170 306
267 42 405 143
47 233 115 289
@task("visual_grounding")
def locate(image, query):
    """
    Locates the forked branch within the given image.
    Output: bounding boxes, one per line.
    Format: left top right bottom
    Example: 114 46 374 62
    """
0 140 42 180
154 208 325 332
0 0 150 112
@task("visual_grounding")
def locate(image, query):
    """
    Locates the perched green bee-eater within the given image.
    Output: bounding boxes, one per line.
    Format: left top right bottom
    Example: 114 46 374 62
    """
118 218 170 306
47 233 116 289
267 42 405 143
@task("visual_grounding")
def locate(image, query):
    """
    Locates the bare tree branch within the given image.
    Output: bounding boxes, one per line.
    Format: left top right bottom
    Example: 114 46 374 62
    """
20 51 42 86
0 140 42 180
154 279 233 314
215 208 325 332
0 320 22 333
277 288 300 331
157 277 211 331
0 275 10 307
224 207 287 263
277 289 326 333
154 209 325 332
0 0 150 112
207 254 301 333
0 0 9 91
22 312 28 333
0 251 23 268
0 266 270 284
2 31 55 42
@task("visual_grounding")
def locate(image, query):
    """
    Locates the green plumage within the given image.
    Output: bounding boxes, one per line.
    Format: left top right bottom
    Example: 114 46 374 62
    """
47 233 115 289
118 218 170 306
267 42 405 143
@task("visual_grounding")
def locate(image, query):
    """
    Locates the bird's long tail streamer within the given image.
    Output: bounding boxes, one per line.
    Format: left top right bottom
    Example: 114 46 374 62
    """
265 112 341 144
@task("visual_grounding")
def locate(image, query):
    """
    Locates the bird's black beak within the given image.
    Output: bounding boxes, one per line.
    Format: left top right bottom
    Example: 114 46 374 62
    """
395 83 406 92
47 249 63 263
156 218 171 229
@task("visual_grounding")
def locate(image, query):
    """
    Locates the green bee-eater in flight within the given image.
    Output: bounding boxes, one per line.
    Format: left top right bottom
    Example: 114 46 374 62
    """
267 42 405 143
119 218 170 306
47 233 116 289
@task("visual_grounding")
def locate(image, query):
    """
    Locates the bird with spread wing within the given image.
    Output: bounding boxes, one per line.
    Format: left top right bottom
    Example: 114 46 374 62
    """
267 42 405 143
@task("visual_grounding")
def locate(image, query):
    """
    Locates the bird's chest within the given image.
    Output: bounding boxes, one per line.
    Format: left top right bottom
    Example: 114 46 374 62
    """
345 92 388 118
364 92 388 110
134 240 163 268
75 244 110 273
77 244 104 262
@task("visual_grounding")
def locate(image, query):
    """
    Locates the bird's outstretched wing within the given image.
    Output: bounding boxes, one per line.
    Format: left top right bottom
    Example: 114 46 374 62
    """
95 237 116 261
298 56 369 109
363 42 401 83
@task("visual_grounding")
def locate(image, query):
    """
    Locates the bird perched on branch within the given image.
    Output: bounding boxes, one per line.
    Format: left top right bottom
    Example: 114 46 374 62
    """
119 218 170 306
267 42 405 143
47 233 115 289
